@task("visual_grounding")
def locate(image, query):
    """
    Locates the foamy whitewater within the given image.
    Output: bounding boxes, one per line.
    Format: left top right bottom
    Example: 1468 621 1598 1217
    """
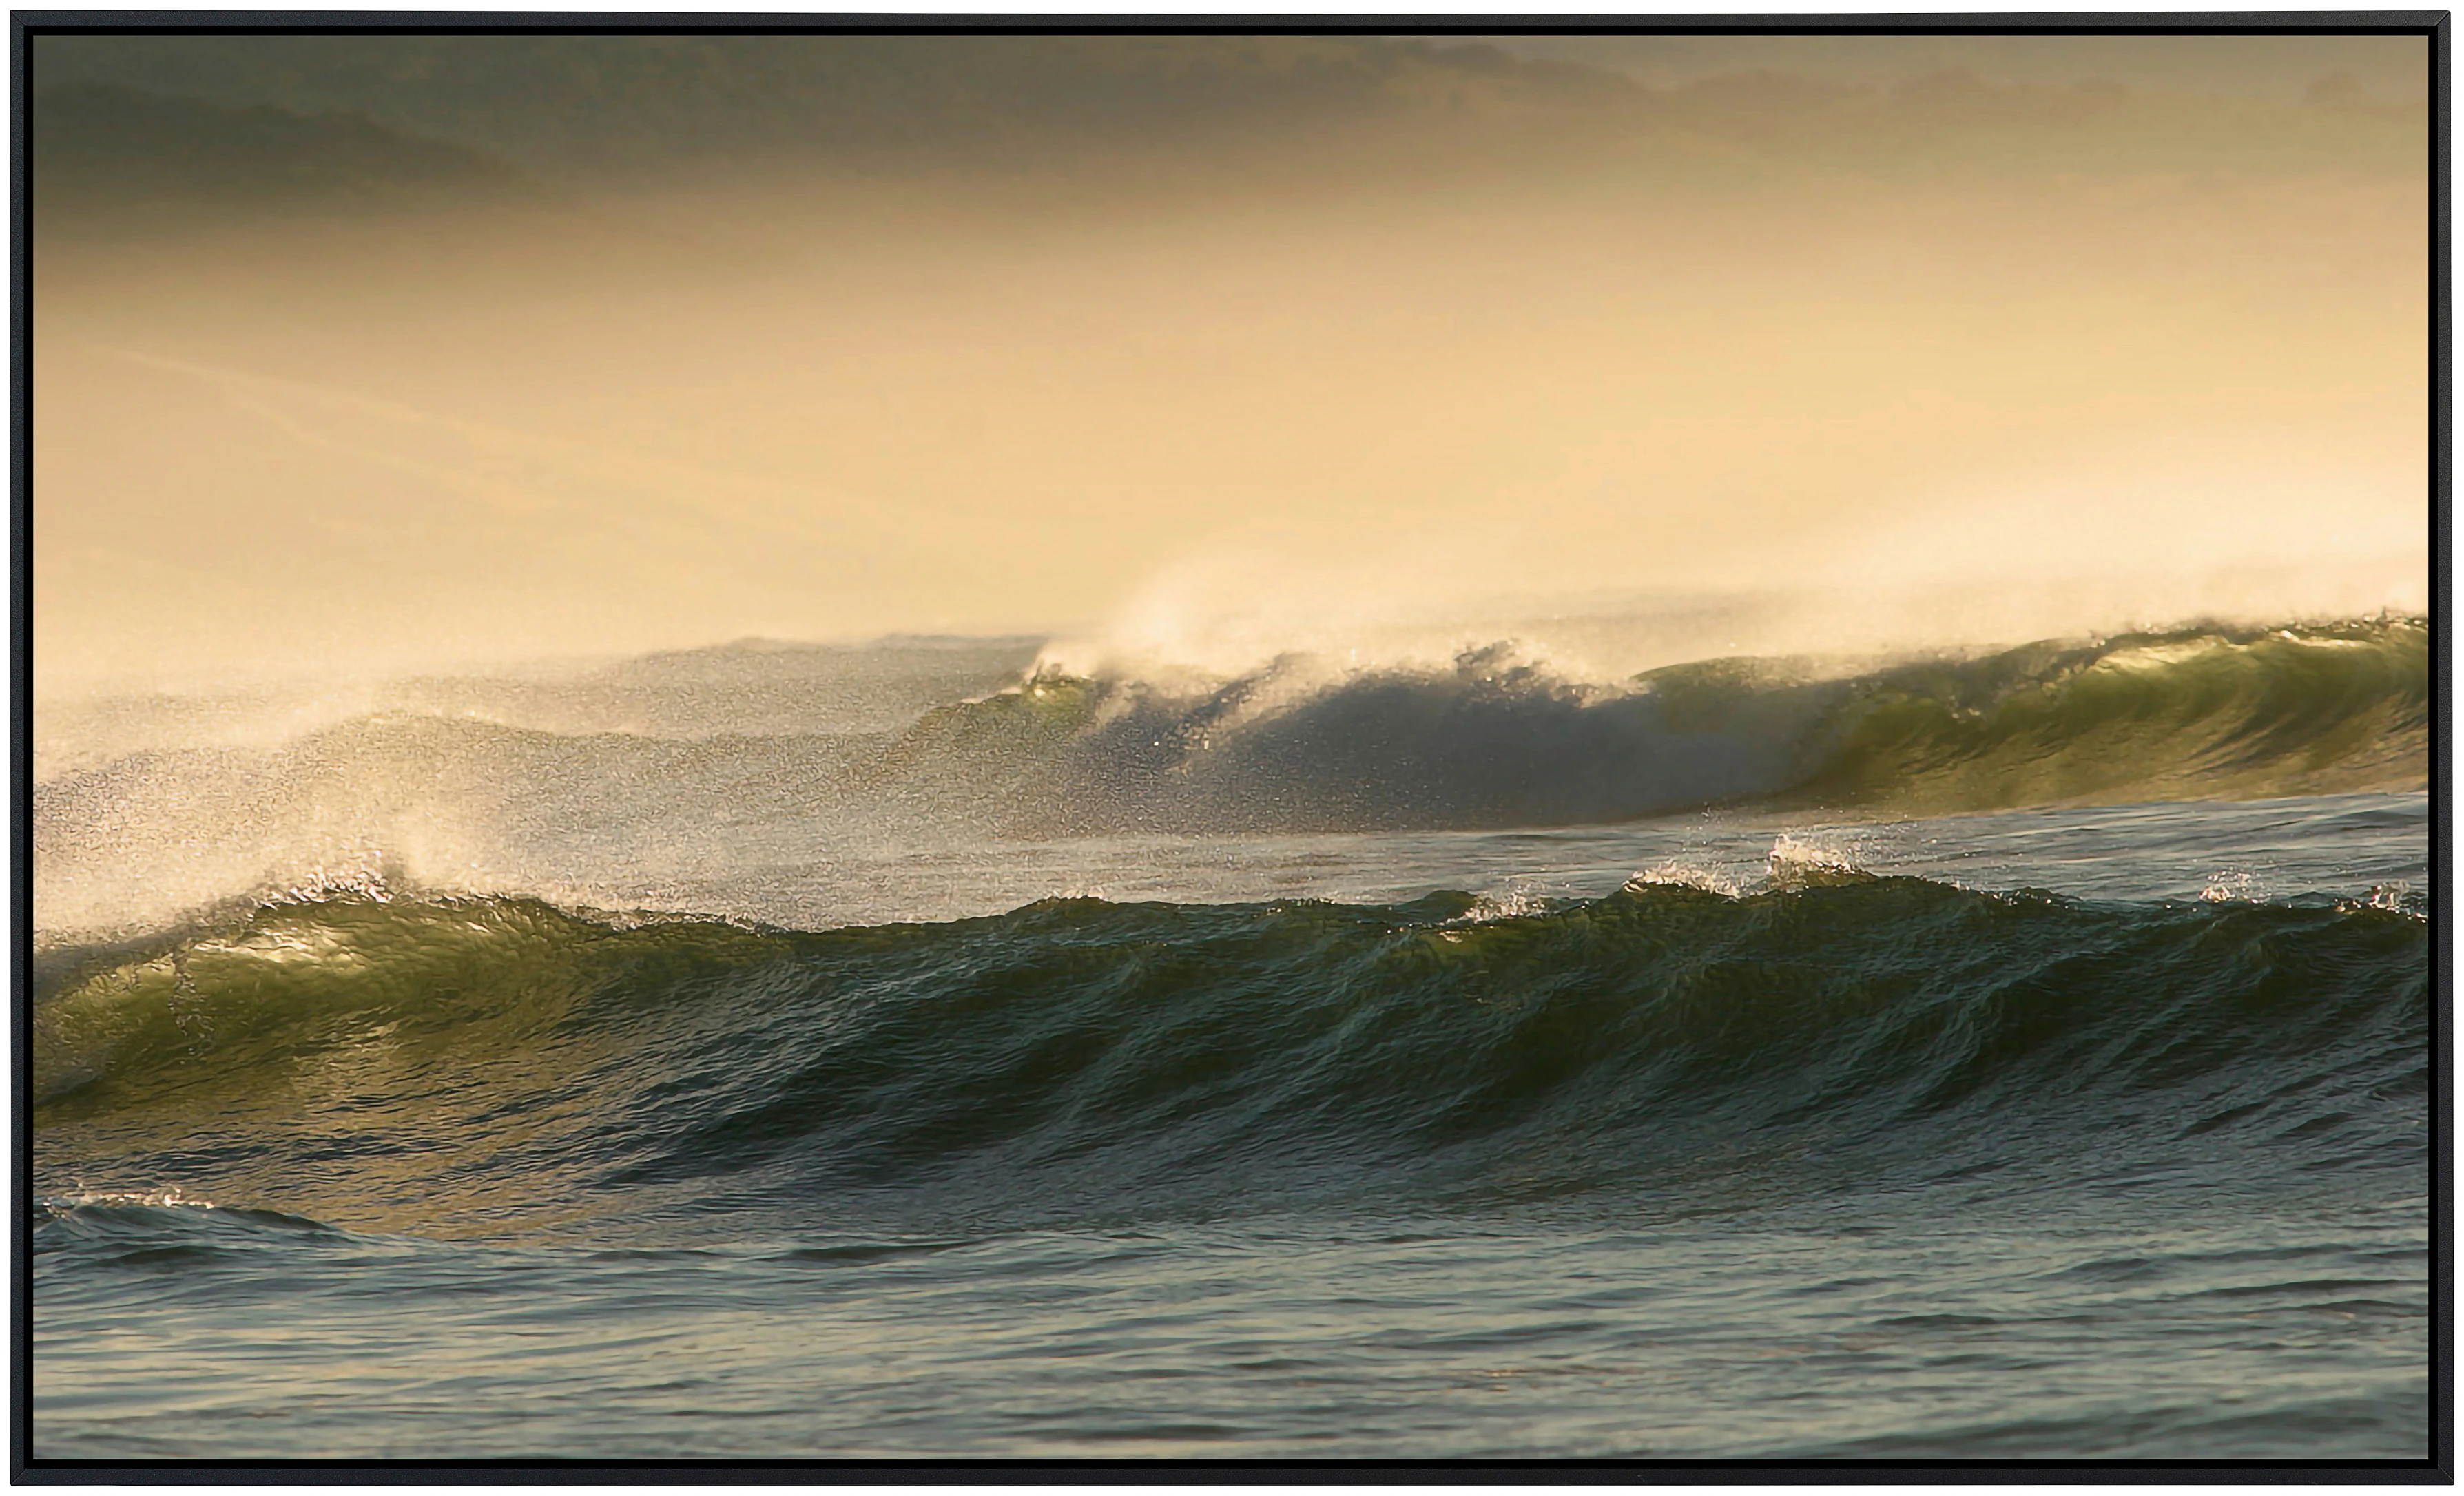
32 612 2430 1461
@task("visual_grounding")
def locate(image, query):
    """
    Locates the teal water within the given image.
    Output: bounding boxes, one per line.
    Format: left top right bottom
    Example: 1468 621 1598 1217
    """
30 626 2432 1462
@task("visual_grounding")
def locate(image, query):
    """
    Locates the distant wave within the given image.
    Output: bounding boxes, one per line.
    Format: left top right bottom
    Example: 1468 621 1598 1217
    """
35 875 2427 1226
31 616 2427 942
889 615 2427 831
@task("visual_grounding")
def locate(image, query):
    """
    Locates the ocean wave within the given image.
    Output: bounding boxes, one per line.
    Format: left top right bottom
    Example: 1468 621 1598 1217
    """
34 876 2427 1228
896 616 2427 831
1794 616 2428 814
31 616 2427 945
32 1194 344 1256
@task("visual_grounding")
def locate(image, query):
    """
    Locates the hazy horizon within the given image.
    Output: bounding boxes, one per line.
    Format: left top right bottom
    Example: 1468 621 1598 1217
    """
32 30 2431 696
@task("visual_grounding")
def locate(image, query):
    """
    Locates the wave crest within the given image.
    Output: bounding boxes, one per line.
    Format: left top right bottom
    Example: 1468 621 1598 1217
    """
889 616 2427 831
37 879 2427 1227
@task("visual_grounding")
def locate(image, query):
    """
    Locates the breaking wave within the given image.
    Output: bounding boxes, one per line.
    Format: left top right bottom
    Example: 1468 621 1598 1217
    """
895 615 2427 830
32 616 2427 944
35 874 2427 1233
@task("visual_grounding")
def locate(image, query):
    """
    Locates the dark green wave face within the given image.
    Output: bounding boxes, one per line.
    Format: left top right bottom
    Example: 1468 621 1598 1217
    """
1791 617 2429 815
34 879 2426 1240
870 616 2427 833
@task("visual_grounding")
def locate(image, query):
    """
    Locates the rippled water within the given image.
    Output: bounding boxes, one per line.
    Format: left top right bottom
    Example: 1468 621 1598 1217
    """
35 1192 2429 1459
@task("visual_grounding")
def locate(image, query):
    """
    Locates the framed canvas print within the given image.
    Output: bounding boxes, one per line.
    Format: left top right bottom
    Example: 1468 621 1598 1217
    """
17 14 2445 1477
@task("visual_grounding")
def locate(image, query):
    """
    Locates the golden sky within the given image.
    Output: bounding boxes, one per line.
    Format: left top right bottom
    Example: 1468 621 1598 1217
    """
32 32 2431 692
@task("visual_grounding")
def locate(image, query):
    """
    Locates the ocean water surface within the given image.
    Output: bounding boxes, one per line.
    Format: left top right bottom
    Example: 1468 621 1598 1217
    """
30 617 2431 1461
